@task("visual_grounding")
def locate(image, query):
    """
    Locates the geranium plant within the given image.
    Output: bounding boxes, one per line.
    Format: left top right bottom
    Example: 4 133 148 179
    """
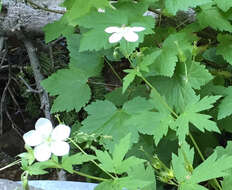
4 0 232 190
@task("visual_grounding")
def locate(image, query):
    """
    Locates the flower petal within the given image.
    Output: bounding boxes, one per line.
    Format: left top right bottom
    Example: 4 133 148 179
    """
35 118 53 137
105 26 121 33
51 141 70 156
131 26 145 32
109 32 123 43
98 8 105 13
34 143 52 162
51 124 71 141
23 130 43 146
123 30 139 42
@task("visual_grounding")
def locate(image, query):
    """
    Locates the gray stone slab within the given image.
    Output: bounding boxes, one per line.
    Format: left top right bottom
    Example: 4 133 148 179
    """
17 180 98 190
0 178 43 190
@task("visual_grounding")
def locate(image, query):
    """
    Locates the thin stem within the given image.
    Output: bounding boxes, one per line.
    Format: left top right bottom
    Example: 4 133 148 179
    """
73 170 108 182
26 0 65 14
68 138 115 180
0 159 21 171
104 57 123 83
189 134 205 161
190 132 222 190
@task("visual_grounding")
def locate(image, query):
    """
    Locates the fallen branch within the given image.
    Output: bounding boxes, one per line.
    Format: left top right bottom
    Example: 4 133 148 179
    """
16 31 51 121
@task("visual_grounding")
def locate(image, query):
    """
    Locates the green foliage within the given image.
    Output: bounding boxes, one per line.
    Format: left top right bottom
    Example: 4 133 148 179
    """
76 1 155 54
173 143 232 190
94 134 155 190
217 87 232 119
216 34 232 65
197 4 232 32
215 0 232 12
24 0 232 189
64 0 109 22
66 34 103 77
41 67 91 113
95 134 145 174
43 15 75 43
174 96 220 143
164 0 212 15
61 153 96 173
81 97 154 151
141 32 197 77
215 142 232 190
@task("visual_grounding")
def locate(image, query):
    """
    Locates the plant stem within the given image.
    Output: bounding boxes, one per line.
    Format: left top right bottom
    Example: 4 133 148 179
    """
73 170 108 182
68 138 115 180
0 159 21 171
104 57 123 83
189 134 205 161
26 0 65 14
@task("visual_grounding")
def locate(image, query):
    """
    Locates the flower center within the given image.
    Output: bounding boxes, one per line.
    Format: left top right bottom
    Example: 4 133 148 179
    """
44 136 54 146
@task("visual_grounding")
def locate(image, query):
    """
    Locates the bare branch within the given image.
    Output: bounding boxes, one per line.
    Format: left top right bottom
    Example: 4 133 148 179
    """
16 31 51 121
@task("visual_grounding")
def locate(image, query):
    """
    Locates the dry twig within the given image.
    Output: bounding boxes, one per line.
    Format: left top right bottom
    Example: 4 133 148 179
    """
16 31 51 121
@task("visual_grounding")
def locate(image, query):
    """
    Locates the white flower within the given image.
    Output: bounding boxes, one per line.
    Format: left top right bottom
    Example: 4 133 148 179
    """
104 25 145 43
97 8 105 13
23 118 71 162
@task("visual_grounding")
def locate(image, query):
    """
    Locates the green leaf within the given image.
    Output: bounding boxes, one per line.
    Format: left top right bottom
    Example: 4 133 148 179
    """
43 15 75 43
95 177 152 190
217 87 232 119
143 47 177 77
173 143 232 189
179 183 208 190
41 67 91 113
105 85 149 107
126 111 174 145
184 60 213 90
122 95 154 114
190 153 232 183
61 0 75 10
66 34 103 77
165 0 212 15
200 84 232 120
81 97 154 151
127 164 156 190
61 153 96 173
95 149 115 173
77 2 154 52
117 176 153 190
197 4 232 32
222 170 232 190
215 0 232 12
122 70 137 93
65 0 109 22
174 96 221 143
112 133 132 168
95 180 119 190
149 55 211 113
27 160 61 175
216 34 232 65
214 142 232 190
150 75 198 114
142 32 197 77
172 142 194 183
215 141 232 157
116 91 175 145
202 47 225 65
79 27 113 52
95 134 146 174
